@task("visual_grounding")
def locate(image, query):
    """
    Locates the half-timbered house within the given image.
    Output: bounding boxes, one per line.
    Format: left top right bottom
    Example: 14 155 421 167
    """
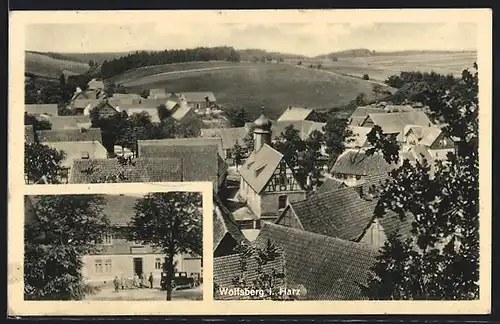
238 110 306 224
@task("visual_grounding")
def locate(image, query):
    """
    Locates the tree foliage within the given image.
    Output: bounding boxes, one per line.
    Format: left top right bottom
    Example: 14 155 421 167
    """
322 116 353 164
226 107 249 128
24 195 110 300
24 142 66 184
128 192 203 300
367 64 479 300
100 46 240 79
232 140 245 170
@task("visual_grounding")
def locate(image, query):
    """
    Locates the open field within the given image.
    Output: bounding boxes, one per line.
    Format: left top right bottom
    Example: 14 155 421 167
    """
291 51 477 82
25 51 90 79
109 61 253 84
121 62 392 120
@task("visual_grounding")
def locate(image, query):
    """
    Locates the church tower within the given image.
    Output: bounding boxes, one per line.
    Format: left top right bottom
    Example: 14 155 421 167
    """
253 107 272 152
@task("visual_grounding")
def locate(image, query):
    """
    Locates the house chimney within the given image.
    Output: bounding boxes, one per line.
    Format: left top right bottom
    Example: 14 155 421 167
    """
252 107 272 152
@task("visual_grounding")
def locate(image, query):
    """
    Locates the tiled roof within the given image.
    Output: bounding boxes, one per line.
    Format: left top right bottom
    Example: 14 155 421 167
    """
378 210 415 240
346 126 372 148
45 115 92 130
200 128 221 138
74 90 101 100
364 111 432 134
239 144 283 193
255 223 378 300
330 150 398 176
36 128 103 143
45 141 108 168
180 92 216 102
315 177 344 194
218 127 248 150
171 101 193 122
283 186 377 240
73 99 100 109
88 79 104 90
213 195 248 253
348 107 384 126
102 194 142 227
419 127 443 147
136 140 228 188
70 158 183 183
213 246 286 300
25 125 35 143
110 93 143 101
25 104 58 116
138 138 225 159
277 106 313 122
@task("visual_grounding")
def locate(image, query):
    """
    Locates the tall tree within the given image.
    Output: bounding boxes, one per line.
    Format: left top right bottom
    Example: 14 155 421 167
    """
231 140 245 170
226 107 248 128
367 64 479 300
24 194 110 300
273 125 306 171
322 116 353 164
128 192 203 301
24 142 66 184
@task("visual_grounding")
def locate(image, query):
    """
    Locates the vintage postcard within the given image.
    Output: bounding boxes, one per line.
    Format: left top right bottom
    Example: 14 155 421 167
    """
9 8 492 315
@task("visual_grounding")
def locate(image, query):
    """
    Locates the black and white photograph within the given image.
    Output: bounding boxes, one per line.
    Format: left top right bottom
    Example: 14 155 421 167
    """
9 9 491 315
24 190 203 301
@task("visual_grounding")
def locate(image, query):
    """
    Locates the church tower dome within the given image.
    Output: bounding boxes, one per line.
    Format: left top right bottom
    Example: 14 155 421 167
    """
252 107 272 152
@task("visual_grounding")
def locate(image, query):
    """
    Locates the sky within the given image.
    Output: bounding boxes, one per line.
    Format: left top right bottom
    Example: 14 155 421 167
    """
25 21 477 57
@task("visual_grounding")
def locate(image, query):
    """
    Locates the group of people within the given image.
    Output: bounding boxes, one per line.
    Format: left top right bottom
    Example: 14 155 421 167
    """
113 272 154 292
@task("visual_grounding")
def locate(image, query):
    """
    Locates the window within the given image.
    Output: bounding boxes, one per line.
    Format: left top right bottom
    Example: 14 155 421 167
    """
355 175 362 180
81 151 90 159
101 234 113 245
104 259 112 273
94 259 103 273
196 103 200 109
155 258 162 270
278 195 287 210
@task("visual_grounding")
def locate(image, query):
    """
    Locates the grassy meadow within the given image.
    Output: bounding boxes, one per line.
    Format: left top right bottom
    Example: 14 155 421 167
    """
292 51 477 82
121 62 392 120
25 51 90 79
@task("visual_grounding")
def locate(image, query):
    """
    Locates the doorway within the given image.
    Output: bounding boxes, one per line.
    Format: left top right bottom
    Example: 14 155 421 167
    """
133 257 143 277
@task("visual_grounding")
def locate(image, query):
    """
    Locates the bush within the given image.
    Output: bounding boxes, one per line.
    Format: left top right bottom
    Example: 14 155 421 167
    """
362 74 370 80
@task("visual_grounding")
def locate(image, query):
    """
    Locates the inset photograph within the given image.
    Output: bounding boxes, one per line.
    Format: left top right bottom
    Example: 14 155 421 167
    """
24 191 203 301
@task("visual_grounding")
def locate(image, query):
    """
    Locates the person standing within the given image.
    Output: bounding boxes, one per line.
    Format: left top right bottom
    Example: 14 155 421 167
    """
113 276 119 292
120 274 125 290
140 273 145 288
148 272 154 289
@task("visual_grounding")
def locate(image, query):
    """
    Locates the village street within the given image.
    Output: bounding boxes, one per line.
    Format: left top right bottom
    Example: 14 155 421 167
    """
85 282 204 301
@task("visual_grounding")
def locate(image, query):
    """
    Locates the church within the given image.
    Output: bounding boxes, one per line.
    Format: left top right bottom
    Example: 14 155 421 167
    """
238 110 307 224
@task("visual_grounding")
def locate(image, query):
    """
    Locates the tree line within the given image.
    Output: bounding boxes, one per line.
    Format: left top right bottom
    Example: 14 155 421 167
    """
100 46 241 80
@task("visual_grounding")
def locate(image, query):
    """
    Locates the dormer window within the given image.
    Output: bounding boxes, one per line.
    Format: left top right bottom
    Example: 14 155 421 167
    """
81 151 90 159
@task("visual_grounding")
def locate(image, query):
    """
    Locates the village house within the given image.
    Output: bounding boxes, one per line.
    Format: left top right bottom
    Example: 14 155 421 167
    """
72 88 104 102
43 141 108 183
200 127 248 161
79 194 201 284
25 104 58 117
72 98 101 115
136 138 228 192
148 89 179 100
179 92 217 110
89 100 120 118
87 78 105 92
277 106 322 122
213 194 249 258
360 111 433 134
238 111 307 225
252 222 379 300
41 115 92 130
36 128 103 144
400 125 456 160
115 98 166 123
330 150 398 186
348 103 416 126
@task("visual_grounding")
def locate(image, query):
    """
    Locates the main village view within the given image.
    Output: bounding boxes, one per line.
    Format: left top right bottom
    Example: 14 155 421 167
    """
23 20 479 301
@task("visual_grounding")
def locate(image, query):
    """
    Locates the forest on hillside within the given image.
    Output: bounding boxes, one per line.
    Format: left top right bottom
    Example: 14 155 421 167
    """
100 46 241 80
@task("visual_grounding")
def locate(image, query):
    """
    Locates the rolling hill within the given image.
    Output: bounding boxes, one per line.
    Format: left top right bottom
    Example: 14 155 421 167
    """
25 51 90 79
294 51 477 82
118 62 393 120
